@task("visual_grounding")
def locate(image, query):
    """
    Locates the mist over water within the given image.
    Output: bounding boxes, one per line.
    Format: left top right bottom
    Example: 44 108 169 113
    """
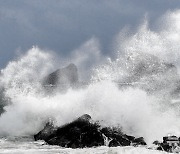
1 10 180 145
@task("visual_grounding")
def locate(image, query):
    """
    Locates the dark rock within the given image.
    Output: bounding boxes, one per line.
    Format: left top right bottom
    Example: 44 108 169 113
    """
153 135 180 153
100 127 132 146
34 121 57 141
34 114 147 148
44 63 78 86
124 134 135 141
133 137 146 146
34 114 104 148
100 127 147 147
42 64 89 93
152 140 161 145
158 143 172 152
43 63 80 93
109 139 121 147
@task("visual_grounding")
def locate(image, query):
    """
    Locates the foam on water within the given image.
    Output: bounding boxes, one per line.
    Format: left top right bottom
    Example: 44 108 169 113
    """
0 137 167 154
1 10 180 147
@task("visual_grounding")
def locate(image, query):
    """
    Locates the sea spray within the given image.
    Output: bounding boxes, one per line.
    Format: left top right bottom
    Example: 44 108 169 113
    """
1 10 180 145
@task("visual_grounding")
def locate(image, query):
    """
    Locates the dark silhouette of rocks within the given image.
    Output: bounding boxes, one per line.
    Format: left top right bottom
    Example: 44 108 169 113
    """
34 114 146 148
152 135 180 153
100 127 131 146
100 127 146 147
34 114 104 148
34 121 57 141
133 137 146 146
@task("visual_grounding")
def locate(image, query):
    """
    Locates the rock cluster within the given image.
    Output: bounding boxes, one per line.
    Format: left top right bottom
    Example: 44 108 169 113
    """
152 136 180 153
34 114 146 148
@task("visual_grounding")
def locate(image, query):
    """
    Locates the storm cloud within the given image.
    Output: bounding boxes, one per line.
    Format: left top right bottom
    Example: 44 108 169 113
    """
0 0 180 68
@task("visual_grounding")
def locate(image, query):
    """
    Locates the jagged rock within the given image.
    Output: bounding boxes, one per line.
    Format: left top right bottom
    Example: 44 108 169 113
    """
43 64 89 93
44 63 78 87
153 135 180 153
100 127 146 147
109 139 120 147
100 127 131 146
34 114 147 148
133 137 146 146
152 140 161 146
34 114 104 148
157 143 171 152
34 121 57 141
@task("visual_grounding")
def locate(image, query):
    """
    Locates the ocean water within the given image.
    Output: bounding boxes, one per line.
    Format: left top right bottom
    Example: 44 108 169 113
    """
1 10 180 154
0 137 167 154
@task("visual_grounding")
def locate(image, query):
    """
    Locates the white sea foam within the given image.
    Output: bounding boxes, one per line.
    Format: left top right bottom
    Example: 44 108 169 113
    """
0 137 167 154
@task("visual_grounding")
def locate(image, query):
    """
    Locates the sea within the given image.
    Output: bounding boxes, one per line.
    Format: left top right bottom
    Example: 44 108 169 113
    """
0 136 167 154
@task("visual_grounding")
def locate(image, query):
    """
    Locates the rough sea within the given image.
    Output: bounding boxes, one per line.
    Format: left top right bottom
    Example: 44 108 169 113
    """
1 9 180 154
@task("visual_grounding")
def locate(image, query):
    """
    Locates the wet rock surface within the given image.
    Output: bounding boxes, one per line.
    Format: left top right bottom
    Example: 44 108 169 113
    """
34 114 146 148
34 121 58 141
35 114 104 148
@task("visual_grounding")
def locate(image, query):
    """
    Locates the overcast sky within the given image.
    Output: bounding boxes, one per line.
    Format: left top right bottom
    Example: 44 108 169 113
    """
0 0 180 69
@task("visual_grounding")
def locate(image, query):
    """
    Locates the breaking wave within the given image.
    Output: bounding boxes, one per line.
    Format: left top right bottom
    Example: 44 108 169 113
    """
1 10 180 145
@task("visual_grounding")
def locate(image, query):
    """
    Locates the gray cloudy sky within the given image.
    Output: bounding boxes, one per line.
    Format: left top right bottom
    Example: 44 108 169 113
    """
0 0 180 69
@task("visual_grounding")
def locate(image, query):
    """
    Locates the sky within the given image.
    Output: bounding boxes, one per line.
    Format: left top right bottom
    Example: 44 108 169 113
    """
0 0 180 69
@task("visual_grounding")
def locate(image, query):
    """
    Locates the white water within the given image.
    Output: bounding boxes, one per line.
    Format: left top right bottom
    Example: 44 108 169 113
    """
1 10 180 153
0 137 167 154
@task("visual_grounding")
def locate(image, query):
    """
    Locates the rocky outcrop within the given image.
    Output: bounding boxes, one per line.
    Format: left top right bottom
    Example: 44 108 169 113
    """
152 135 180 153
43 64 88 93
34 114 146 148
101 127 146 147
34 114 104 148
34 121 58 141
44 63 78 86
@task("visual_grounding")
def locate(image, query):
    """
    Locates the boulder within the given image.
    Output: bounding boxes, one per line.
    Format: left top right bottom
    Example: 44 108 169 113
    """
100 127 145 147
109 139 120 147
133 137 146 146
44 63 79 86
100 127 131 146
34 121 57 141
42 64 88 93
34 114 104 148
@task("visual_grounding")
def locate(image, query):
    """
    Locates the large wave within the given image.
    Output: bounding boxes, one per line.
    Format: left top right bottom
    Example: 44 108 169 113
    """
1 10 180 145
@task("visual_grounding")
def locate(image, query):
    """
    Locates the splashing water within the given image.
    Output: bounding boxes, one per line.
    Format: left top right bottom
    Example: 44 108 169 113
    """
1 10 180 146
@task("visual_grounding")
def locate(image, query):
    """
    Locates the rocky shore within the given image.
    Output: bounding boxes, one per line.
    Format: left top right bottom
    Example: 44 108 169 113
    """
34 114 180 153
34 114 146 148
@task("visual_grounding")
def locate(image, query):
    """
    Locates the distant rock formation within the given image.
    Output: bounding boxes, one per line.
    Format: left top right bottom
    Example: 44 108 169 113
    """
44 63 78 86
34 114 146 148
42 63 84 93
